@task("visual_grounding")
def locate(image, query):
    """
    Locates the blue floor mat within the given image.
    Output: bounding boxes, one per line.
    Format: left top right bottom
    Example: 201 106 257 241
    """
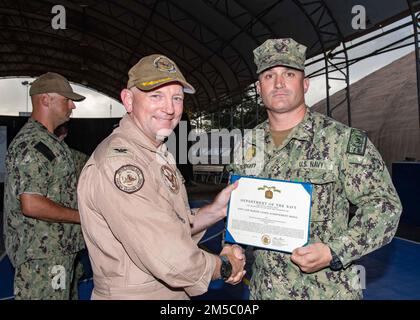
2 236 419 300
357 237 420 300
0 253 14 300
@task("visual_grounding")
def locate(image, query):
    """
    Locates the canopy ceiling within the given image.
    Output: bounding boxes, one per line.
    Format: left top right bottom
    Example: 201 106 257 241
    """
0 0 416 113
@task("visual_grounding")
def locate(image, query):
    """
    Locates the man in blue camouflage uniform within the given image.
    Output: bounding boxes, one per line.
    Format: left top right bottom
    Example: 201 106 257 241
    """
228 38 402 299
3 72 86 299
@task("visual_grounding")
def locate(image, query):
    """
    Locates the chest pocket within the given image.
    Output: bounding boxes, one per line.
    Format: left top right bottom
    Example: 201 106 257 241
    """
48 151 76 207
296 170 337 244
293 169 337 222
158 175 191 231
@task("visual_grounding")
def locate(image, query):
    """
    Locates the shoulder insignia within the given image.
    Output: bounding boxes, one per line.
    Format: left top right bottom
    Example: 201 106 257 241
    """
347 129 367 156
34 142 56 162
114 165 144 194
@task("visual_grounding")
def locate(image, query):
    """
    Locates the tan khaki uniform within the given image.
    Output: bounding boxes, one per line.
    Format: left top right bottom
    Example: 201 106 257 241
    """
77 115 217 300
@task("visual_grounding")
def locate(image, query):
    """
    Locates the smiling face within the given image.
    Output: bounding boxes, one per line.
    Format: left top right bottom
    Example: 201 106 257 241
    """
257 66 309 115
121 83 184 146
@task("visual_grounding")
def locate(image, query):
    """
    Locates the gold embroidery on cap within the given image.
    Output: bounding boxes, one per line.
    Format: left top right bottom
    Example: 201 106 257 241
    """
141 77 173 87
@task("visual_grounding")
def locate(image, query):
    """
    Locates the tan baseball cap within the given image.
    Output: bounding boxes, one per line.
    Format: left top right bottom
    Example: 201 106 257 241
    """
29 72 86 101
127 54 195 94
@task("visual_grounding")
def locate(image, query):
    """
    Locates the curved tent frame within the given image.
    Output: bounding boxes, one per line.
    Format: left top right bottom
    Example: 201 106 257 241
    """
0 0 418 128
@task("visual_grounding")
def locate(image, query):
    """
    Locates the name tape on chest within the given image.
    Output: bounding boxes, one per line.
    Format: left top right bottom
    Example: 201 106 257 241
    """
297 160 334 171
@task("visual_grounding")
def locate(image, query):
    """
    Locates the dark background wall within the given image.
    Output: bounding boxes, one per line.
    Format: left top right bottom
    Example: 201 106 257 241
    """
0 116 121 155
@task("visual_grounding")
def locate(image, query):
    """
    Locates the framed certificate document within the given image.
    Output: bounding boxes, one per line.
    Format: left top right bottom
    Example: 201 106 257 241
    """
225 175 313 253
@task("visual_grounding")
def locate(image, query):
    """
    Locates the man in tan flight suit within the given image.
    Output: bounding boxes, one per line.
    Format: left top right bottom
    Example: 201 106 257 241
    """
77 54 246 299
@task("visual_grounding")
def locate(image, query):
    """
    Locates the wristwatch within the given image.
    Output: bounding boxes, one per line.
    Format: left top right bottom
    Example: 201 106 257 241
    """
329 248 343 271
220 255 232 280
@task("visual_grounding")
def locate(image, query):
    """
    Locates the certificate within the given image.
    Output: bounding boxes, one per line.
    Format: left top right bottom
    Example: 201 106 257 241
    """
225 175 313 253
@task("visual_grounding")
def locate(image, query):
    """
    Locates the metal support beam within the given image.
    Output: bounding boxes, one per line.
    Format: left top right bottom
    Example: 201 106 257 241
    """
293 0 352 126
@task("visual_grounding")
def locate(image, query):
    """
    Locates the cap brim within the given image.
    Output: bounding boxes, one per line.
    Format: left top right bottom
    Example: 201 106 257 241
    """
61 92 86 102
136 79 196 94
180 81 196 94
257 62 304 74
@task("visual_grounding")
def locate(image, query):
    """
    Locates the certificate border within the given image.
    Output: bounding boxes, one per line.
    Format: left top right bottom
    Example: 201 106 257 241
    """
225 174 313 254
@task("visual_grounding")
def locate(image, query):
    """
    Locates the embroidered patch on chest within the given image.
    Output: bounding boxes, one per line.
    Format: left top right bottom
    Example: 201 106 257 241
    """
244 146 257 161
114 165 144 194
161 165 179 194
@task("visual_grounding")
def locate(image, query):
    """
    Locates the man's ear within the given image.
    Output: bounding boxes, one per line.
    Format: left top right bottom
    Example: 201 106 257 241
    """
303 77 310 94
256 80 261 95
121 89 134 113
40 93 50 107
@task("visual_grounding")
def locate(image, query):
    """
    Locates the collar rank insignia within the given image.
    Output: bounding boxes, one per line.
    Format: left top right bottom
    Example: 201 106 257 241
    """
114 165 144 194
114 148 128 153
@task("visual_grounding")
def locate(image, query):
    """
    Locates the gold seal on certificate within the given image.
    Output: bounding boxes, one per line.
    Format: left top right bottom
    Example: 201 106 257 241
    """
225 175 313 253
261 234 271 245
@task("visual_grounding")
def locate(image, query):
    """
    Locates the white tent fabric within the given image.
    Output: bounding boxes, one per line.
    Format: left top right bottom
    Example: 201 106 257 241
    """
312 52 420 171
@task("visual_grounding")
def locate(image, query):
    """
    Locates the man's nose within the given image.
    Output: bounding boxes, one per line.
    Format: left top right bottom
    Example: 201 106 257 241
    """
162 97 175 114
274 75 285 88
69 100 76 109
